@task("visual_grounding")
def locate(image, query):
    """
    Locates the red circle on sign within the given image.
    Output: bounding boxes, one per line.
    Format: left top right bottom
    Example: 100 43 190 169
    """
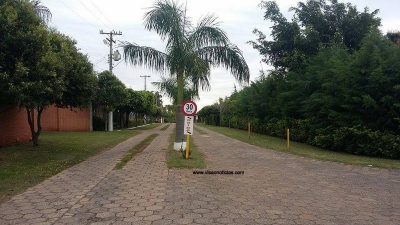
181 100 197 116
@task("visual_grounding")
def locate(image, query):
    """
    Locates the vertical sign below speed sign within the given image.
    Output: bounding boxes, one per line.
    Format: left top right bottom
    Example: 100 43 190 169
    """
184 116 194 135
181 100 197 135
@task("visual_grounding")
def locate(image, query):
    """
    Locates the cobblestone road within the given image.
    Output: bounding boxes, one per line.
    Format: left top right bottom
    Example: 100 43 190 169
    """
1 124 399 225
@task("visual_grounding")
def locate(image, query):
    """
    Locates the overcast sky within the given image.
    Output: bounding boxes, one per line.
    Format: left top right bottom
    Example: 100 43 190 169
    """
42 0 399 110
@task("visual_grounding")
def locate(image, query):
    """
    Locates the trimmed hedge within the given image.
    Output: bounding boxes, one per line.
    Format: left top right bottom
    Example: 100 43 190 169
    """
208 116 400 159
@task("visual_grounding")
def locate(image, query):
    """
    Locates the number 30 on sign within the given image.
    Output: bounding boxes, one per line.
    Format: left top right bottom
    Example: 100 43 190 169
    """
181 100 197 116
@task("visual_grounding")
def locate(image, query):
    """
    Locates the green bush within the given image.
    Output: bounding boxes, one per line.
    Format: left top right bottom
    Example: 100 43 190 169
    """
313 126 400 158
217 116 400 159
128 119 145 128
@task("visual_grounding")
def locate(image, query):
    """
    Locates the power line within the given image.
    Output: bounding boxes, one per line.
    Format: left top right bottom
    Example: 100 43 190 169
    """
49 21 105 58
57 0 100 31
88 0 118 28
93 64 107 72
93 56 107 65
77 0 112 30
87 0 129 42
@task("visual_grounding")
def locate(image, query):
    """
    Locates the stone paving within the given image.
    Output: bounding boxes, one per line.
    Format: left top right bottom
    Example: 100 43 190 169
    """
1 124 400 225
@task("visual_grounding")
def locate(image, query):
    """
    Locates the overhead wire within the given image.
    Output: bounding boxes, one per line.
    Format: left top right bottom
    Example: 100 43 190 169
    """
54 0 140 72
87 0 129 42
49 21 105 58
77 0 112 31
57 0 99 31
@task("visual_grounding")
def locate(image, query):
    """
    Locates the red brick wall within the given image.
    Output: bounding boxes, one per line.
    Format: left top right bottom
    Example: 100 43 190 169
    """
0 106 32 146
41 106 58 131
41 106 90 132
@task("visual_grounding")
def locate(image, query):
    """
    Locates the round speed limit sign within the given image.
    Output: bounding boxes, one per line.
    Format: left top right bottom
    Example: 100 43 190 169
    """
181 100 197 116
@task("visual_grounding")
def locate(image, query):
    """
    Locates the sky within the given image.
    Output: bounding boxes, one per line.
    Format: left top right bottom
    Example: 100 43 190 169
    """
42 0 399 110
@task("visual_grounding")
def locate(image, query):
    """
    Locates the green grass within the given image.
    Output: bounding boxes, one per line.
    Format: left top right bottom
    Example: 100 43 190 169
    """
194 126 208 135
160 124 170 131
198 124 400 170
167 132 206 169
115 133 159 169
129 123 161 130
0 130 140 204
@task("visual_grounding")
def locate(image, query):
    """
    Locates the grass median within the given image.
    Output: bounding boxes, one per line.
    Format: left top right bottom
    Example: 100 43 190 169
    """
167 132 206 169
198 124 400 170
115 133 159 169
160 124 170 131
0 130 140 204
129 123 161 130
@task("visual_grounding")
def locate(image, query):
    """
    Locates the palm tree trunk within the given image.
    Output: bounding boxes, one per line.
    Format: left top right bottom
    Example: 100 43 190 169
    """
174 73 186 150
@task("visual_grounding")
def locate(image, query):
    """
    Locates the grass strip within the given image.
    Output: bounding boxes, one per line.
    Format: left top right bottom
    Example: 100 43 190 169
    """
167 132 206 169
198 124 400 170
194 126 208 135
115 133 159 169
160 124 170 131
129 123 161 130
0 130 140 204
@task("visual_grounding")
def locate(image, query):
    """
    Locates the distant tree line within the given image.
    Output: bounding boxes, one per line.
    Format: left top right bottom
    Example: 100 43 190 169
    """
198 0 400 159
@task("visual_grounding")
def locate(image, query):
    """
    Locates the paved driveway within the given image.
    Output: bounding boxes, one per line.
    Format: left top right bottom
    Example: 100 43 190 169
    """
0 124 399 225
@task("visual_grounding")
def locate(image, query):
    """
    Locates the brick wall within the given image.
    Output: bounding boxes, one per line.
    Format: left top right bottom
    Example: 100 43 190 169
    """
0 106 32 146
0 105 91 146
41 106 90 132
41 106 58 131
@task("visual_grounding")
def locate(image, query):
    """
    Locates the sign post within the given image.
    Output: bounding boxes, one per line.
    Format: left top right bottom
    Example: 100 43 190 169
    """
181 100 197 159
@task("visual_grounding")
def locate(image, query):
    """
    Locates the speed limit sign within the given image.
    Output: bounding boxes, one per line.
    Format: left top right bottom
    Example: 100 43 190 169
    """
181 100 197 116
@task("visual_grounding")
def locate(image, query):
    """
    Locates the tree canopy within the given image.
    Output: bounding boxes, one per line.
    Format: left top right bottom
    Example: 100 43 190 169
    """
249 0 381 71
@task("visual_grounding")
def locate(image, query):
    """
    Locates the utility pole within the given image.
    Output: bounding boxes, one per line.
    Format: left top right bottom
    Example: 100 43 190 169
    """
140 75 151 91
100 30 122 73
100 30 122 132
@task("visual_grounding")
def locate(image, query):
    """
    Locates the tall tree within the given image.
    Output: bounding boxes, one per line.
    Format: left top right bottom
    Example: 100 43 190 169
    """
249 0 380 72
123 0 249 150
151 75 209 105
95 71 128 131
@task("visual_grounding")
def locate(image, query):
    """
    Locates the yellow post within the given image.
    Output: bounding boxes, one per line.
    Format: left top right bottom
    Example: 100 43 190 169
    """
248 122 250 139
287 128 290 149
185 135 190 159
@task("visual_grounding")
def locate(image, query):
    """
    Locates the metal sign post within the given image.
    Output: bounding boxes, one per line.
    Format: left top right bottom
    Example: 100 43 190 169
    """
181 100 197 159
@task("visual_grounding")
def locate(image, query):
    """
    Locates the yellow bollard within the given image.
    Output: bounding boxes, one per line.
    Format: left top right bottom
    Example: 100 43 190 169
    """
185 135 190 159
287 128 290 149
248 122 250 139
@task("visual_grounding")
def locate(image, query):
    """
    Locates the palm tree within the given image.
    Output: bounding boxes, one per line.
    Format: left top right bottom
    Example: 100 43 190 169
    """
123 0 249 150
152 75 210 105
30 0 52 23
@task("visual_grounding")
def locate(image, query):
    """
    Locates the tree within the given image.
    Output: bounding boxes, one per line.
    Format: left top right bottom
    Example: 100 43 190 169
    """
387 31 400 45
249 0 380 72
0 1 60 146
95 71 128 131
123 0 249 150
152 75 209 105
1 1 97 145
